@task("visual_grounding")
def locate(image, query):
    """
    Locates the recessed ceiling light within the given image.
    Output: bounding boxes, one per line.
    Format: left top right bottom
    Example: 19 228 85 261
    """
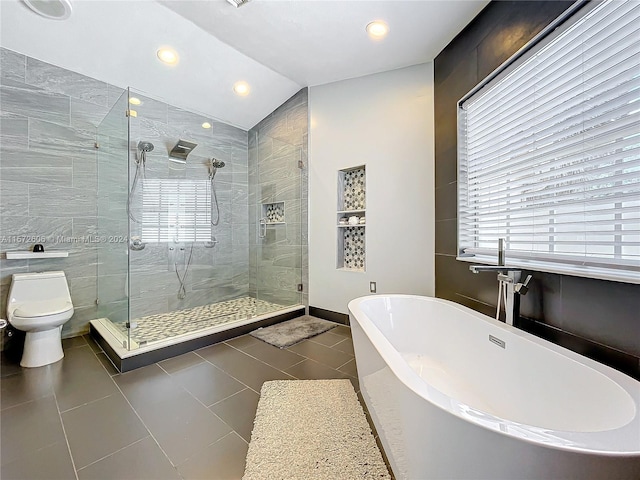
366 21 389 39
157 48 179 65
233 81 250 96
202 122 212 129
22 0 72 20
129 97 141 106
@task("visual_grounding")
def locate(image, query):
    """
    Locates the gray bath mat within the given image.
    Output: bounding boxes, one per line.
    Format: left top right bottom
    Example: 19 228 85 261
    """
250 315 336 348
243 380 390 480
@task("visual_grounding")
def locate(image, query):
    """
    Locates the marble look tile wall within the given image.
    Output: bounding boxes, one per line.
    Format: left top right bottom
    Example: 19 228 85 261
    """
0 47 119 338
1 47 307 343
0 47 250 339
248 89 308 309
100 93 250 321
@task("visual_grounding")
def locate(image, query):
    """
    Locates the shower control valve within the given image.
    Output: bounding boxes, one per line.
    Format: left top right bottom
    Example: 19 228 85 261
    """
130 237 145 251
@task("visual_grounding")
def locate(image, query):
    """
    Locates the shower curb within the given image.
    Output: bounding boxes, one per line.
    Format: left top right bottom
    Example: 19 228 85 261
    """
91 307 305 373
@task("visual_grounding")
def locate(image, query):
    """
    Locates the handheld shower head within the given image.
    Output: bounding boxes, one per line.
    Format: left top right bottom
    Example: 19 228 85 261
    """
138 141 154 153
208 158 226 179
129 141 154 223
136 141 154 166
208 158 226 226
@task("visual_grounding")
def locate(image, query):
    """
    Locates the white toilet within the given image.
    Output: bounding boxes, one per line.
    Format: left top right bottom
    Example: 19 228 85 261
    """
7 271 74 368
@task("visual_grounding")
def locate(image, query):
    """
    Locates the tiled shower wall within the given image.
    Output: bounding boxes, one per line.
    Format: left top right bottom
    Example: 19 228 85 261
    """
249 89 308 308
125 92 249 319
434 1 640 378
0 47 121 337
0 47 249 337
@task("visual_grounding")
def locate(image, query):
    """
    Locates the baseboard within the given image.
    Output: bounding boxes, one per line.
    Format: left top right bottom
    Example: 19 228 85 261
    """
309 306 350 325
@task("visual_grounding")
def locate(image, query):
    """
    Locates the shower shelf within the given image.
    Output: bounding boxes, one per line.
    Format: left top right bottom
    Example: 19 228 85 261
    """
337 208 366 227
5 251 69 260
337 209 366 214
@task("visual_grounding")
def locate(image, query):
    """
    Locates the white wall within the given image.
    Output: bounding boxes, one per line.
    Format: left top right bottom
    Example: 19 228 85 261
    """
309 63 435 314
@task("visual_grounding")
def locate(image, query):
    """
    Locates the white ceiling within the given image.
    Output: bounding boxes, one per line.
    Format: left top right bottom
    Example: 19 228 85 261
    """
0 0 488 130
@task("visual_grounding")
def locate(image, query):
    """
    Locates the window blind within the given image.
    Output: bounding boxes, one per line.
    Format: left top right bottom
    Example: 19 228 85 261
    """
141 179 212 243
458 0 640 284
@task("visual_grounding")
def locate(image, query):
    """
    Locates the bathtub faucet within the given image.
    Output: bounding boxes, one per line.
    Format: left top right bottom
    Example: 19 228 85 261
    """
469 265 532 326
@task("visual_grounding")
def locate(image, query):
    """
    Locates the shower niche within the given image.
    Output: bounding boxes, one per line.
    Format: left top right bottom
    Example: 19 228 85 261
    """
337 165 366 271
262 201 285 224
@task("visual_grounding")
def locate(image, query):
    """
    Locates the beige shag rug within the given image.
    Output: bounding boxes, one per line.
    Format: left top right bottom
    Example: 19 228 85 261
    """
243 380 390 480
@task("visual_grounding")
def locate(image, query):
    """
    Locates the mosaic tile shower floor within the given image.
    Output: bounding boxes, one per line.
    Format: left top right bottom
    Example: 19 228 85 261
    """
114 296 287 345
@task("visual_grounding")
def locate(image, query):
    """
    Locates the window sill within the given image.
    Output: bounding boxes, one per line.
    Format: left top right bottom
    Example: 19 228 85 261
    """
456 255 640 285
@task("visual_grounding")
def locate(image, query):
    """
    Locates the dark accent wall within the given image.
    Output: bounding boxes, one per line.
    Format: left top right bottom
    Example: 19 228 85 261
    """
434 1 640 380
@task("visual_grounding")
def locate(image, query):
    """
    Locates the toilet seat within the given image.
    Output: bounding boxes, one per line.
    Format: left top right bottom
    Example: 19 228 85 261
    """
10 299 74 332
13 299 73 318
10 308 75 332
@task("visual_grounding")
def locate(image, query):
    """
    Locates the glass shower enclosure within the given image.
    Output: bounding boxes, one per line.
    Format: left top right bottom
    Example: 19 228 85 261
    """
94 88 305 355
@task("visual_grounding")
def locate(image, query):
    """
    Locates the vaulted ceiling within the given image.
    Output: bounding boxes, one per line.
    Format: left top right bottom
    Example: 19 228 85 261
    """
0 0 488 129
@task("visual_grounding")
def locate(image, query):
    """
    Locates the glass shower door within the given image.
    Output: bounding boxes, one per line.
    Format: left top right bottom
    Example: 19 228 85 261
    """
124 87 252 344
252 131 304 314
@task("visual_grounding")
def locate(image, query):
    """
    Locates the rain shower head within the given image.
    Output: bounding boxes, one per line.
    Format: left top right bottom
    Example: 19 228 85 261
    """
138 141 154 153
169 139 197 162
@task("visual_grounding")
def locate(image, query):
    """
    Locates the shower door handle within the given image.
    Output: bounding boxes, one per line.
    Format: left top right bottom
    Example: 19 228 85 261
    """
259 217 267 238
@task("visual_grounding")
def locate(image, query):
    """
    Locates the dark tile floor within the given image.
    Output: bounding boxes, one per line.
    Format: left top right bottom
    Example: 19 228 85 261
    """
0 322 381 480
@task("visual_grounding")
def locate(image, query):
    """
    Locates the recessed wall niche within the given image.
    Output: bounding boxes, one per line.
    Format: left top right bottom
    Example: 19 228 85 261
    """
337 165 366 271
261 201 285 224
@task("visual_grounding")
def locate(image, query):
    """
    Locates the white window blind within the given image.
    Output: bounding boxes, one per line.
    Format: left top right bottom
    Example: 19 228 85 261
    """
458 0 640 284
141 179 211 243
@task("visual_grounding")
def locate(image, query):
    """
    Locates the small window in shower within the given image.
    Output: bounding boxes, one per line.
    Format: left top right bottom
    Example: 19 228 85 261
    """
141 179 212 243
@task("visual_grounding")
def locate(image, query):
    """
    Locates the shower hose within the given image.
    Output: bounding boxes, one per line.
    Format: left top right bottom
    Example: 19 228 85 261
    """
175 242 195 300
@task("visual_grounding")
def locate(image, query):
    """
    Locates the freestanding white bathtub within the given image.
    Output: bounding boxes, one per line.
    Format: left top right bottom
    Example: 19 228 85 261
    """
349 295 640 479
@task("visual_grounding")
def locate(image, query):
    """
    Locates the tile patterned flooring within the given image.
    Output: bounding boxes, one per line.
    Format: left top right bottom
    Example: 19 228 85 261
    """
111 297 289 345
0 320 384 480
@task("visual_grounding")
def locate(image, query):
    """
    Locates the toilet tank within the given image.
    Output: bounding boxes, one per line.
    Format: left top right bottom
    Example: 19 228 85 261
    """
8 271 72 306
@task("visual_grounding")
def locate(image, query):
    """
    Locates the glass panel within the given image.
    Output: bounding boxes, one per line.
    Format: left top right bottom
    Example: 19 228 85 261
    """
96 89 130 349
95 87 308 352
252 130 304 313
124 88 253 347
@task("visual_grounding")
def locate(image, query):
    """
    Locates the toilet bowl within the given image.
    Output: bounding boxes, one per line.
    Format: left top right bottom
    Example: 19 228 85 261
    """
7 271 74 368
